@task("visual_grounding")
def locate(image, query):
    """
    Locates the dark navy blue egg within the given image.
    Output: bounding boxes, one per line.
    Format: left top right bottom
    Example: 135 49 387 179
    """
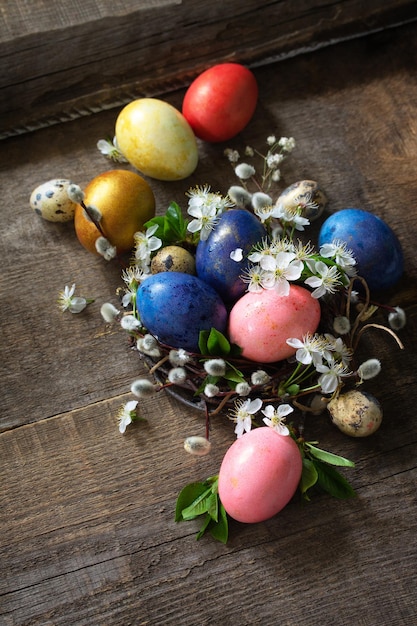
318 208 403 292
195 209 267 303
137 272 228 351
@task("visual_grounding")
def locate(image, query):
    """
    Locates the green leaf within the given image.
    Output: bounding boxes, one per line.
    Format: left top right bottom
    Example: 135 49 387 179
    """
223 368 246 384
206 492 219 522
300 457 318 498
209 503 228 544
181 487 212 520
175 482 208 522
314 460 356 499
305 443 355 467
196 513 213 540
207 328 231 356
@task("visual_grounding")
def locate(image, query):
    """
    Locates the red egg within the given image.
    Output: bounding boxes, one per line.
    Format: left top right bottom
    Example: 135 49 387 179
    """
218 427 302 523
182 63 258 142
228 285 321 363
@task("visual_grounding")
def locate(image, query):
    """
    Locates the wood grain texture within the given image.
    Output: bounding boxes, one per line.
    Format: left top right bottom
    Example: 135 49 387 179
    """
1 20 417 626
1 0 417 137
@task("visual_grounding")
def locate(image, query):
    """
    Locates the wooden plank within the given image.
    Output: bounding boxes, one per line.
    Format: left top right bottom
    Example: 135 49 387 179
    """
1 19 417 626
1 0 417 137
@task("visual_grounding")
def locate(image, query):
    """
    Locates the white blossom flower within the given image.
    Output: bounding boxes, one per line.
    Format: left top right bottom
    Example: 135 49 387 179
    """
235 163 256 180
278 136 296 152
121 265 150 288
388 306 406 330
241 264 271 293
266 153 284 169
57 284 90 313
97 136 128 163
120 314 141 331
266 135 277 146
254 204 277 223
133 225 162 266
244 145 255 157
261 252 303 296
271 170 281 183
261 404 292 435
230 397 262 438
100 302 120 322
186 186 228 241
357 358 381 381
305 261 342 298
203 359 226 377
319 240 357 276
272 203 310 231
251 192 273 211
117 400 138 434
224 148 240 163
324 334 352 366
316 358 350 394
286 334 328 367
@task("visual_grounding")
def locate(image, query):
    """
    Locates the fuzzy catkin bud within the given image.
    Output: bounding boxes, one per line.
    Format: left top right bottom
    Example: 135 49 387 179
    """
204 384 220 398
235 163 256 180
95 237 117 261
184 436 212 456
357 359 381 380
168 367 187 384
67 183 85 204
203 359 226 377
228 185 252 208
251 370 271 386
131 379 158 398
100 302 120 322
388 306 406 330
235 382 251 396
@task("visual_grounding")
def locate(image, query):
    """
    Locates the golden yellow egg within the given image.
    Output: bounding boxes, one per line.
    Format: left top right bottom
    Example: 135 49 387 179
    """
115 98 198 181
74 169 155 255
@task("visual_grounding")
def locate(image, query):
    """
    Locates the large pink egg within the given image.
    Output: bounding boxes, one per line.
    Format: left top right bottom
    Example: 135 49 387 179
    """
228 285 321 363
218 427 302 523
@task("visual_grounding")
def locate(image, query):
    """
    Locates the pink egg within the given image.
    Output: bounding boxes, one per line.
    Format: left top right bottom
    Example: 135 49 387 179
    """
218 427 302 523
228 285 321 363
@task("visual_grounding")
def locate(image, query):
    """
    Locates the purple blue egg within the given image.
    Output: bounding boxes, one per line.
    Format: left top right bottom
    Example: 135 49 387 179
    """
137 272 228 352
195 208 267 303
318 208 403 291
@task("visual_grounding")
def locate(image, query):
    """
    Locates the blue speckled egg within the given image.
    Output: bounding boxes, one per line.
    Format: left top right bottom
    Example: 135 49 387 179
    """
137 272 228 351
195 209 267 303
318 208 403 291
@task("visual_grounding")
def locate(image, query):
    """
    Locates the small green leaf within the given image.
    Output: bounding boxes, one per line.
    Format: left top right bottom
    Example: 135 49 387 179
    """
305 443 355 467
175 482 208 522
206 492 219 522
207 328 231 356
300 457 318 497
198 330 210 355
314 460 356 499
209 503 228 544
223 368 246 384
196 513 213 540
181 487 212 520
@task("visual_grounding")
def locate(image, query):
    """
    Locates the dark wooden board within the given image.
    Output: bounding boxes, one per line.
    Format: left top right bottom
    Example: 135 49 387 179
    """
1 20 417 626
1 0 417 137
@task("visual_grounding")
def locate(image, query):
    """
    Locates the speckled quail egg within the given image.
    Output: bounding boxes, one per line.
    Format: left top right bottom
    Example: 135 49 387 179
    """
30 179 76 222
276 180 327 221
151 245 196 275
327 390 382 437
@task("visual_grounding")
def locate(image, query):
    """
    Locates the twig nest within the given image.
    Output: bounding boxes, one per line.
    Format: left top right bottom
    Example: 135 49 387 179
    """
276 180 327 221
151 245 195 275
30 179 76 222
328 390 382 437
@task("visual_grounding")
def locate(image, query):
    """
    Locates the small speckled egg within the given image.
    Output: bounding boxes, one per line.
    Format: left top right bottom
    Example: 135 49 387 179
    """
228 285 321 363
151 245 196 275
276 180 327 221
30 179 76 222
328 390 382 437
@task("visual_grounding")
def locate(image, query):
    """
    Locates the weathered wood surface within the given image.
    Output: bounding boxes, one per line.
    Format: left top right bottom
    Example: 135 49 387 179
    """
1 20 417 626
1 0 417 137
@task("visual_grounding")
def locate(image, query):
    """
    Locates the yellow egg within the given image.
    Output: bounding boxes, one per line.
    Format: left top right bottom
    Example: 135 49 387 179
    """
115 98 198 181
74 169 155 255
